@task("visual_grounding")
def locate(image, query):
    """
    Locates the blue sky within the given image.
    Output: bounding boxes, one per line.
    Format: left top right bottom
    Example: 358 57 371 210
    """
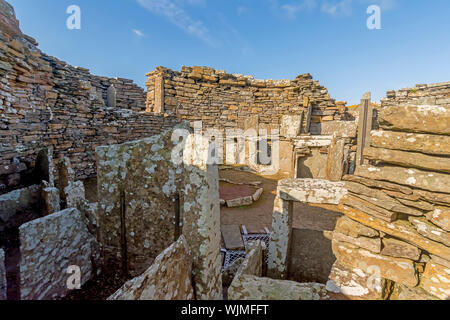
8 0 450 104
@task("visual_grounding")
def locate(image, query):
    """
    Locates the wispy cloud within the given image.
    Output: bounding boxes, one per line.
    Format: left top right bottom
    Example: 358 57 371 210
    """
132 29 145 37
281 0 317 18
359 0 397 11
237 6 247 16
136 0 217 46
278 0 397 18
321 0 353 16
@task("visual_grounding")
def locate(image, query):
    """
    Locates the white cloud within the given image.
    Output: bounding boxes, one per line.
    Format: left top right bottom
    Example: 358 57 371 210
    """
132 29 145 37
321 0 353 16
237 6 247 16
136 0 217 46
281 0 318 18
359 0 397 10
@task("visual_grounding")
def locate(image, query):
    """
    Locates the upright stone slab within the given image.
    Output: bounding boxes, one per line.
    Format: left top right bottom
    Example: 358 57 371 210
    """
267 196 293 279
107 84 117 109
108 236 194 300
280 115 301 138
326 137 345 181
57 157 75 204
356 92 373 165
35 148 55 187
19 208 96 300
153 73 165 113
96 125 222 299
268 179 348 279
0 249 6 300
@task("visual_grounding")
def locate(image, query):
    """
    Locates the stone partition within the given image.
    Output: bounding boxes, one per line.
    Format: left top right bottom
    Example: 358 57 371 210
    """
19 208 97 300
96 124 222 300
0 248 6 300
267 179 347 279
329 89 450 300
108 235 194 300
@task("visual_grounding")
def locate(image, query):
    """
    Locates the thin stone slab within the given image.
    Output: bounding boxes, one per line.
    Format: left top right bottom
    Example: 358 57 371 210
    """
221 225 244 250
0 249 6 300
278 179 348 205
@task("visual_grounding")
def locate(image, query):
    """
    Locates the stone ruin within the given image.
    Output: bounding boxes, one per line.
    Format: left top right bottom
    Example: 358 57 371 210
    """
0 0 449 300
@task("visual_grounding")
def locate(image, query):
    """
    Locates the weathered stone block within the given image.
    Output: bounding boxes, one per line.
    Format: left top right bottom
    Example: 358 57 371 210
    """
381 237 421 261
389 283 438 300
228 275 329 300
408 216 450 247
278 179 347 205
226 196 253 208
267 196 293 279
280 115 301 138
326 261 390 300
64 181 85 209
378 105 450 135
339 204 450 261
364 146 450 173
335 216 379 238
370 130 450 156
96 125 222 299
354 164 450 194
332 240 419 287
0 185 40 224
333 232 381 253
426 207 450 232
108 236 194 300
19 208 97 300
41 185 60 216
420 260 450 300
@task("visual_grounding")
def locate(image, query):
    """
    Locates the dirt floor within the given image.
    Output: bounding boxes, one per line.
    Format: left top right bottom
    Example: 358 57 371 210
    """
219 182 258 201
219 169 342 233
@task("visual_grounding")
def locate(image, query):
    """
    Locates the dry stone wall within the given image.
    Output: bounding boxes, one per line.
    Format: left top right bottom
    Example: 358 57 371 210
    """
146 66 349 134
0 1 180 194
19 207 97 300
330 84 450 300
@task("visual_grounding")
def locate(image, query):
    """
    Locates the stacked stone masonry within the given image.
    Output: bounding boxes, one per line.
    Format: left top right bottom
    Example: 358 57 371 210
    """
330 84 450 300
145 66 350 134
0 2 180 194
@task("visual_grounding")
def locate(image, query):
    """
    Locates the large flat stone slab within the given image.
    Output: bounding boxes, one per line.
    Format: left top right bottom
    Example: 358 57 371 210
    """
354 164 450 194
332 240 418 287
221 225 244 250
19 208 97 300
364 147 450 173
370 130 450 156
278 179 347 205
378 104 450 135
109 236 194 300
339 204 450 260
228 275 329 300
